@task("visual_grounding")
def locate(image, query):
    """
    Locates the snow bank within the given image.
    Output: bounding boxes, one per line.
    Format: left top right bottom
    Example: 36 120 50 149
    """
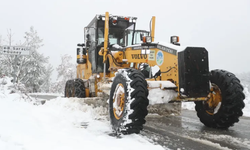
242 87 250 117
0 77 165 150
29 93 63 96
0 97 164 150
0 76 14 98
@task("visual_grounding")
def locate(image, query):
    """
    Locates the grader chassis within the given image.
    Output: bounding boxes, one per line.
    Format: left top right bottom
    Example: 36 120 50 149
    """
65 12 245 134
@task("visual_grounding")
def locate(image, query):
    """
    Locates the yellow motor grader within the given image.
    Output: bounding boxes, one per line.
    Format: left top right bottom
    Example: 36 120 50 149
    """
65 12 245 134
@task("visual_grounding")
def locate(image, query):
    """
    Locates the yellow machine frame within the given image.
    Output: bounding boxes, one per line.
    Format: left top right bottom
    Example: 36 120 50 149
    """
76 12 210 102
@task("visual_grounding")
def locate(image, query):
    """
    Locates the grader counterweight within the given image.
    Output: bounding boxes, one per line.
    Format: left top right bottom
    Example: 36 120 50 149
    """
65 12 245 134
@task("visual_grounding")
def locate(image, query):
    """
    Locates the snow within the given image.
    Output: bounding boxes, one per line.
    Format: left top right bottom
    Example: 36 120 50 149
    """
181 102 195 110
148 88 177 104
112 44 123 49
0 77 165 150
115 69 134 129
156 41 186 51
147 81 177 105
182 135 231 150
147 81 178 104
1 73 250 150
205 134 250 149
147 81 176 89
242 87 250 117
29 93 63 96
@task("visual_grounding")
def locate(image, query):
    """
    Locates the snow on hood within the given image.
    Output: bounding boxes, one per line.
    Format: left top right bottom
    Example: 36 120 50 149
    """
125 41 186 52
156 41 186 51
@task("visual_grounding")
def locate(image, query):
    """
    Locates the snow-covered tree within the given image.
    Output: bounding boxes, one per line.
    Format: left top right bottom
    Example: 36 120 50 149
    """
40 64 53 93
0 27 51 93
51 54 76 93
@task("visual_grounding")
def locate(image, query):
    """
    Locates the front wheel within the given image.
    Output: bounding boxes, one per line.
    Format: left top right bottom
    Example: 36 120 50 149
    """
109 68 149 134
195 69 245 129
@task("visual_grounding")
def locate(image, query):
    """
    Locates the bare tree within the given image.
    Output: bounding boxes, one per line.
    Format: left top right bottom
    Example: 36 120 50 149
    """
51 54 76 93
6 29 15 46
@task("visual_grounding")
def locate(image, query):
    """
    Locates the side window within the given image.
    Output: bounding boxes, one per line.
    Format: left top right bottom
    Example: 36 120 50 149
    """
133 31 149 44
89 28 96 42
97 28 104 45
125 30 133 46
85 23 96 46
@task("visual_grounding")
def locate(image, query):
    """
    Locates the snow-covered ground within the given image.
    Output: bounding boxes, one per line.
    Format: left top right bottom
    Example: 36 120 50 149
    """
1 75 250 150
0 77 165 150
29 93 63 96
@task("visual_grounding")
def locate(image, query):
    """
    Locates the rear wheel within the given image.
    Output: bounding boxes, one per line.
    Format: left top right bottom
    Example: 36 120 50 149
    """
65 79 85 98
109 68 149 134
65 80 73 97
74 78 86 98
195 69 245 129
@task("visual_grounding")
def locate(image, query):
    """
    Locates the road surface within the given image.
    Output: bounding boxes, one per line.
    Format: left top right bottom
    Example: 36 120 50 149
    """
142 111 250 150
31 94 250 150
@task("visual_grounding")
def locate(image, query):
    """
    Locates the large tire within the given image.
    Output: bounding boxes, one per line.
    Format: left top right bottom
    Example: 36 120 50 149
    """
109 68 149 134
195 69 245 129
73 78 86 98
65 80 73 97
65 79 85 98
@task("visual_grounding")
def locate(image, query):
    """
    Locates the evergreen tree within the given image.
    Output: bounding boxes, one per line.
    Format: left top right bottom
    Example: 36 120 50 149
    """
0 27 51 93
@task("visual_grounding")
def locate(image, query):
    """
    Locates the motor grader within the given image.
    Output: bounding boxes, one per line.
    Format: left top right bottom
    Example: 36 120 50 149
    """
65 12 245 134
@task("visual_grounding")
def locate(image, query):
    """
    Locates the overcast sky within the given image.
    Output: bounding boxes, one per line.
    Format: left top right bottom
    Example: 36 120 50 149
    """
0 0 249 81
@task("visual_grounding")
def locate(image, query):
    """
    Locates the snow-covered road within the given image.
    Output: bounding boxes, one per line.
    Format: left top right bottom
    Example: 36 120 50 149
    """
0 96 165 150
143 110 250 150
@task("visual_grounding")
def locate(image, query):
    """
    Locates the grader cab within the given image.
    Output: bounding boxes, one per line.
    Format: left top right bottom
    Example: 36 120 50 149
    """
65 12 245 134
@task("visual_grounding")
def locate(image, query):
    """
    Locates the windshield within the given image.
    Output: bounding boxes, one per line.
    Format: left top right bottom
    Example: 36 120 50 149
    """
97 23 135 47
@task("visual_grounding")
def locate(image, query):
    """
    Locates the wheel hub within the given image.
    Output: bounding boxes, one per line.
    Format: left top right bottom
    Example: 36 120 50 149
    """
205 84 222 115
113 83 125 120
